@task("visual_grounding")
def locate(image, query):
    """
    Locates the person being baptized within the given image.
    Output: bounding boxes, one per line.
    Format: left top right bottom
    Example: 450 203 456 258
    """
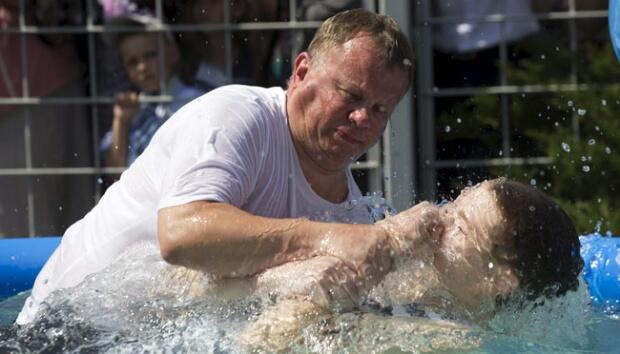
224 177 583 351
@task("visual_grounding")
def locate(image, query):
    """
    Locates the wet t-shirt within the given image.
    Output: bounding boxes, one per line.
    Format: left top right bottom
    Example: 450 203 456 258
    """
17 85 375 325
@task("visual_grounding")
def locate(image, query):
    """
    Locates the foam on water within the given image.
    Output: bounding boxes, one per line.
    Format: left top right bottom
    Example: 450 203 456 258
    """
1 240 619 353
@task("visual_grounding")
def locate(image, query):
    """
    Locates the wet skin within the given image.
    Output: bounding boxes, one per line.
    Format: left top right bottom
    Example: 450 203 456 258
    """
287 34 410 175
433 181 520 313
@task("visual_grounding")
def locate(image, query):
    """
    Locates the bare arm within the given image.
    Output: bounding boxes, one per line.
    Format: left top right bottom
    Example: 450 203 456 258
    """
157 201 392 279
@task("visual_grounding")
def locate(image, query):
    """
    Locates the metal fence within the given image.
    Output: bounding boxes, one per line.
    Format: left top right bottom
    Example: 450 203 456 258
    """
0 0 414 236
0 0 611 236
413 0 610 200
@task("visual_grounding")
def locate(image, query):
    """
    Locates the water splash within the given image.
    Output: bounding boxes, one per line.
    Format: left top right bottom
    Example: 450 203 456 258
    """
561 142 571 152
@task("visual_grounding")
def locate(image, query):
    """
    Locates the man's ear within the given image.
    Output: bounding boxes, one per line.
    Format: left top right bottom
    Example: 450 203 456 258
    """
291 52 311 85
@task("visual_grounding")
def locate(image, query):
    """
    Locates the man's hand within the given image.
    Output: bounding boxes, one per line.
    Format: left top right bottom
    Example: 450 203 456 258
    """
257 255 362 310
314 226 393 292
376 201 444 262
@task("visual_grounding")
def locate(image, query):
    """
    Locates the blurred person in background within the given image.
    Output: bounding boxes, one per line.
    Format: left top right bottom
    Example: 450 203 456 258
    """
0 0 94 237
164 0 256 88
100 13 208 170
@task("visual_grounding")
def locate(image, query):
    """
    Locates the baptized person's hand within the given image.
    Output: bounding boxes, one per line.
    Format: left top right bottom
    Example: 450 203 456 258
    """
376 201 444 262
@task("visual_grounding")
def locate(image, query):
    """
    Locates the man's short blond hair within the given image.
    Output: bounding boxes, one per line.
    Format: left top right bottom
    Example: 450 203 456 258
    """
307 9 414 86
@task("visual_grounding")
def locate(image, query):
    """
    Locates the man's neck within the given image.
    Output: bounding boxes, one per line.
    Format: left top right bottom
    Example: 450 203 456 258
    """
294 144 349 204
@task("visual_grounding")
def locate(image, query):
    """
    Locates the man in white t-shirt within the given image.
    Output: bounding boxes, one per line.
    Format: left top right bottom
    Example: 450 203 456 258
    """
17 9 442 324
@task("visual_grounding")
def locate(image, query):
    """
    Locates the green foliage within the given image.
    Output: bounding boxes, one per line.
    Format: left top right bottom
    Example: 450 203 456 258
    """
437 42 620 234
540 80 620 235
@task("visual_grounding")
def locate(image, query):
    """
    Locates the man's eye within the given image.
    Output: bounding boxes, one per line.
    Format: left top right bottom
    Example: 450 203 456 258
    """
342 89 361 101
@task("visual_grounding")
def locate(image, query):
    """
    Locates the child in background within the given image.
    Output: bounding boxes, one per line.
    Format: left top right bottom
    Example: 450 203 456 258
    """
100 14 208 168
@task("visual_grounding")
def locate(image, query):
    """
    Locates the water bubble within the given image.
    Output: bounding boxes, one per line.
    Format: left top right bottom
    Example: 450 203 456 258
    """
97 177 103 184
488 262 494 269
602 99 607 106
588 139 596 145
540 54 546 60
498 150 503 157
605 147 612 154
561 142 571 152
582 165 590 173
58 206 63 211
530 179 537 186
444 125 451 133
567 100 574 107
529 205 536 212
456 117 462 124
577 109 587 116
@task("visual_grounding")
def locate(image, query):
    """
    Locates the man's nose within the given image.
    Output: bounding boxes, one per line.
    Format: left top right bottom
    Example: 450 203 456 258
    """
349 107 370 128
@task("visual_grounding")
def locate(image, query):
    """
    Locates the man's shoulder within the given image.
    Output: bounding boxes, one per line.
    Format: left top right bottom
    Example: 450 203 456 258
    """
200 85 287 127
207 84 284 101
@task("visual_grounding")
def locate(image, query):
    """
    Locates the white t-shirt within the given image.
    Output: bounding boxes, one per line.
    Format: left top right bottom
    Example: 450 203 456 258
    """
17 85 375 325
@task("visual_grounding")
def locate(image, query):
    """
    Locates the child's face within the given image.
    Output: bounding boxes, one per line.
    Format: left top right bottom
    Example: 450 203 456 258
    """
119 34 172 93
433 181 520 312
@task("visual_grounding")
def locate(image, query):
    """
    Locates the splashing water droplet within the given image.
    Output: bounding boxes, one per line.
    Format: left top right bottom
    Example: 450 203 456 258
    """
561 142 571 152
530 179 537 186
588 139 596 145
605 147 612 154
601 99 607 106
582 165 590 172
577 109 587 116
444 125 451 133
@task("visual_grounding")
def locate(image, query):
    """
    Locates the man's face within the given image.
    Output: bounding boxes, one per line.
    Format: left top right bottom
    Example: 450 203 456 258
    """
119 34 174 94
434 181 519 313
287 34 410 171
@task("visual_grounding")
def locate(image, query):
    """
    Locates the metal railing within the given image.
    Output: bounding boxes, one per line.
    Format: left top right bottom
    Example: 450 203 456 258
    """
413 0 609 200
1 0 411 236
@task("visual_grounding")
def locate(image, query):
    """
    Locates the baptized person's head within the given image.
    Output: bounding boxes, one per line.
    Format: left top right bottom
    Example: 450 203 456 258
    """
433 178 583 313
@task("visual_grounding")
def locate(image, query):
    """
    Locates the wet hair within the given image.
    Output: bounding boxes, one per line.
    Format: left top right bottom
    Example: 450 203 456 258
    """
307 8 414 86
489 178 583 299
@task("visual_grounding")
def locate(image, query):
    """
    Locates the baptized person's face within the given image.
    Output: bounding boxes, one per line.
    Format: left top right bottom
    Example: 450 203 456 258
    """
433 181 520 314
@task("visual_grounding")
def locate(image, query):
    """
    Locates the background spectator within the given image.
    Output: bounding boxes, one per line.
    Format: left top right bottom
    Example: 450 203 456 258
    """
0 0 94 237
100 13 208 170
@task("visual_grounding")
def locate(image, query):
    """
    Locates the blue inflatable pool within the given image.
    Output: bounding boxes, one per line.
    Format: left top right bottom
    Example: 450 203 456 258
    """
1 235 619 312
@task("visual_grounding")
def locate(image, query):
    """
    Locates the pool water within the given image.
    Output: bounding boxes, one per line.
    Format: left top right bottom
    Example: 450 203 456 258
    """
1 243 619 353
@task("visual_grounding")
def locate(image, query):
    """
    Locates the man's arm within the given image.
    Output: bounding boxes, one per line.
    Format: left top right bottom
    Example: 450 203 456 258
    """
157 201 393 279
